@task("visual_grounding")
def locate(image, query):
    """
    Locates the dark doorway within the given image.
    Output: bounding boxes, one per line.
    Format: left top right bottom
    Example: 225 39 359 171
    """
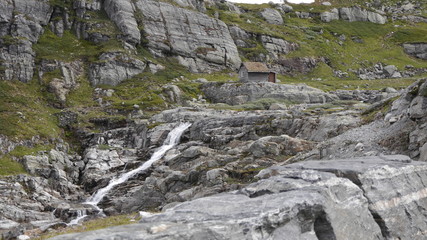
268 72 276 83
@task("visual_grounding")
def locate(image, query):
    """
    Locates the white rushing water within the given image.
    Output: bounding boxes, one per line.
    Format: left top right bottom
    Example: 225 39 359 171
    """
67 209 88 226
85 122 192 206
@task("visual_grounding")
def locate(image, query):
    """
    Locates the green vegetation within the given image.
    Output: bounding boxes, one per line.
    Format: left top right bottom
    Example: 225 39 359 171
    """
0 81 61 139
362 96 398 123
49 0 73 8
0 145 53 176
33 30 100 62
36 213 141 239
0 156 26 176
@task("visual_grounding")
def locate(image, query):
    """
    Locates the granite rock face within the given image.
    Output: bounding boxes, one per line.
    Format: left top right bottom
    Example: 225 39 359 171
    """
89 52 146 86
135 0 241 72
202 82 337 105
321 7 387 24
260 35 299 59
103 0 140 45
403 43 427 60
52 155 427 240
260 8 283 25
0 0 52 82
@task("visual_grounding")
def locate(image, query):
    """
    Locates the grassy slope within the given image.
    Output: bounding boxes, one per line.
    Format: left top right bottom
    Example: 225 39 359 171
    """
212 1 427 90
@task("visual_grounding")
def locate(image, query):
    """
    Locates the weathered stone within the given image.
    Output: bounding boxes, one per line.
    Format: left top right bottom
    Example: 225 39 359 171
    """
320 8 339 22
260 8 283 25
89 52 146 86
383 65 397 77
103 0 140 45
0 0 52 83
321 7 386 24
403 43 427 60
260 35 298 58
163 85 184 105
202 82 337 105
53 156 427 240
135 0 241 72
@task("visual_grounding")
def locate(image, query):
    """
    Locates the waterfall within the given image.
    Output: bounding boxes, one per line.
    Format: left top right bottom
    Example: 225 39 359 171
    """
85 122 191 207
68 209 88 226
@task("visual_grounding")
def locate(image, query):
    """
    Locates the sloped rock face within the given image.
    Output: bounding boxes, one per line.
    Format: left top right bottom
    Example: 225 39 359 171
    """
103 0 140 45
321 7 387 24
284 156 427 239
260 8 283 25
272 57 320 76
135 0 241 72
228 26 298 61
0 0 52 82
403 43 427 60
39 60 84 104
384 78 427 159
53 155 427 240
202 82 337 105
260 35 299 59
88 52 146 86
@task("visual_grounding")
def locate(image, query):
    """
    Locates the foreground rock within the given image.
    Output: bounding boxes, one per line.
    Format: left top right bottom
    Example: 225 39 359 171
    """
51 155 427 239
202 82 337 105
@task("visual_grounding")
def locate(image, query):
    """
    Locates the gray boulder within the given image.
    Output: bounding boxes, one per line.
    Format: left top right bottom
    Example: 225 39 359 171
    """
383 65 397 77
260 8 283 25
320 8 339 22
89 52 146 86
403 43 427 60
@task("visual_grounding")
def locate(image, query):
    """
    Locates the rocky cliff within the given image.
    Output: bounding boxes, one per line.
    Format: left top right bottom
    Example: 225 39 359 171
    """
0 0 427 239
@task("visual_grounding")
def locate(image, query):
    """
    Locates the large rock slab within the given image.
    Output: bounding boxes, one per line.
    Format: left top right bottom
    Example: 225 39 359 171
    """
135 0 240 72
53 156 427 240
202 82 337 105
277 155 427 239
103 0 140 45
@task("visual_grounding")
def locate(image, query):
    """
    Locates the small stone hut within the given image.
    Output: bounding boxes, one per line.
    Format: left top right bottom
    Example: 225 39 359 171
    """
238 62 276 83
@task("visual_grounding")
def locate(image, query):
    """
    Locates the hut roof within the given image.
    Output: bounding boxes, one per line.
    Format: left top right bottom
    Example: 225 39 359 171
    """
241 62 270 73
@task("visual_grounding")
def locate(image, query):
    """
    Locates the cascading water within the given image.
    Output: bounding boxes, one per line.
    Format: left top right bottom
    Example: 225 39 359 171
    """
85 122 191 207
67 209 88 226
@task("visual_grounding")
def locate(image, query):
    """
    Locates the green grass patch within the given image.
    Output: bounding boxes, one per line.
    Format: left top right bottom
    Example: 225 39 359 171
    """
0 81 61 139
35 213 141 239
391 24 427 44
8 145 53 158
33 30 100 62
0 156 26 176
279 74 421 92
